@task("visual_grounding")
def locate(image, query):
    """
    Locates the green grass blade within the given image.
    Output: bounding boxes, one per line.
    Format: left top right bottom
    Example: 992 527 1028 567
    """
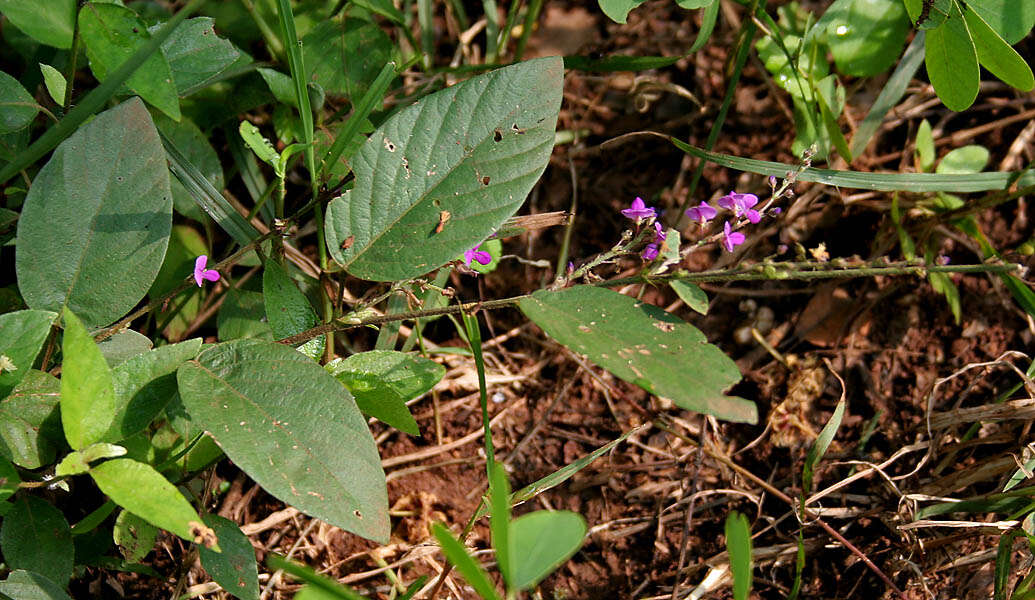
431 523 503 600
0 0 207 186
803 397 845 494
672 138 1035 192
850 31 925 157
725 511 753 600
161 131 259 247
995 530 1023 600
462 311 495 467
273 0 315 197
688 0 721 53
320 61 396 181
267 553 366 599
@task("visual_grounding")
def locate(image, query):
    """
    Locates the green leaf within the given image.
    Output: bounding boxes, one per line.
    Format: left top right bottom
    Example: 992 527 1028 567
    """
0 570 74 600
0 496 74 586
431 523 502 600
965 0 1035 44
302 18 392 101
262 259 324 359
55 442 127 476
725 511 753 600
0 454 20 503
257 67 297 107
154 115 224 223
15 98 172 329
0 309 56 400
60 309 116 450
802 397 845 494
519 287 756 423
218 288 273 341
597 0 647 23
562 55 682 72
995 530 1024 600
325 56 563 281
507 511 586 590
904 0 951 29
936 145 990 174
107 338 202 441
149 17 242 94
267 554 367 600
78 3 181 120
113 509 159 562
822 0 909 77
0 70 38 134
0 370 62 468
97 329 154 367
199 514 260 600
89 457 218 549
488 462 512 586
963 8 1034 92
38 63 67 105
176 339 389 543
675 0 714 8
915 119 936 171
0 0 76 48
239 121 280 172
669 280 709 314
924 0 979 111
325 350 444 436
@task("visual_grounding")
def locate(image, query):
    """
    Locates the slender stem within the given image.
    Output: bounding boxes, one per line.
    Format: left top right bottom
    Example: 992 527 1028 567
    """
63 1 84 112
513 0 544 62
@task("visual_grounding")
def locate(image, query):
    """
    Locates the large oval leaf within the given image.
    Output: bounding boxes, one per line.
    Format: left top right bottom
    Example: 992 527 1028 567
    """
0 70 39 134
0 309 56 400
176 339 389 543
325 56 563 281
0 570 74 600
822 0 909 77
0 496 74 587
107 338 202 441
965 0 1035 44
519 286 756 423
924 0 979 111
0 0 76 48
61 308 116 450
0 370 62 468
507 511 586 590
15 98 172 329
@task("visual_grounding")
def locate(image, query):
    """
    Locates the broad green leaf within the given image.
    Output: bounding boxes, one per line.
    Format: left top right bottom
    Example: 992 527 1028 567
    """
325 56 563 281
97 329 154 367
669 280 709 314
262 259 324 359
0 370 62 468
61 309 116 450
803 397 845 494
488 462 512 586
0 309 56 400
0 570 74 600
725 512 753 600
325 350 444 435
431 523 502 600
177 339 389 543
936 145 990 174
965 0 1035 44
218 288 273 341
903 0 951 29
154 115 224 223
239 121 280 172
598 0 647 23
113 509 159 562
0 70 38 134
257 67 297 107
15 98 172 329
508 511 586 590
79 3 181 120
0 454 19 503
964 8 1035 92
914 119 935 171
0 0 76 48
924 1 979 111
198 514 260 600
302 18 392 101
822 0 909 77
519 287 756 423
0 496 74 586
55 442 127 476
107 338 202 441
148 225 206 340
1004 455 1035 492
39 63 66 105
149 17 242 94
90 457 218 549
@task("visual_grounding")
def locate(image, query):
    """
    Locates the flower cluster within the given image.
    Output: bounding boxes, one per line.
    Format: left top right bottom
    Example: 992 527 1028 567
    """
620 197 668 261
682 190 779 253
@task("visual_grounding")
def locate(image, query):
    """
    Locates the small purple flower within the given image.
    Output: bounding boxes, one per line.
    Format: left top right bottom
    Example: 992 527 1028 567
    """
193 255 220 287
936 254 950 266
463 243 492 266
641 243 659 261
685 201 717 226
653 221 667 244
717 191 761 224
621 197 656 223
768 175 778 189
771 207 782 215
721 221 745 253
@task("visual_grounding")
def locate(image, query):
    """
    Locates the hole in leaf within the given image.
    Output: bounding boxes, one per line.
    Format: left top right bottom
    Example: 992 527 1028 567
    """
480 176 490 185
493 129 503 142
353 509 362 518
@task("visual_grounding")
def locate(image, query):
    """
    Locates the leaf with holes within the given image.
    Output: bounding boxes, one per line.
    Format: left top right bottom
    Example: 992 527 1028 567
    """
519 286 755 423
199 514 260 600
15 98 172 329
325 56 562 281
176 339 388 543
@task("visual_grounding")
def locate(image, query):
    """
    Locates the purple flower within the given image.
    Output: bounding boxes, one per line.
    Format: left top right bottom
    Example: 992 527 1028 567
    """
463 244 492 266
936 254 950 265
771 207 782 215
685 201 717 226
768 175 778 188
641 243 659 261
621 197 656 223
193 255 220 287
721 221 745 253
717 191 761 224
653 221 667 244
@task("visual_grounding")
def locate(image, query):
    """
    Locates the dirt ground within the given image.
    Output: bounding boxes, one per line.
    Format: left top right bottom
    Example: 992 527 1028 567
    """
103 1 1035 598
